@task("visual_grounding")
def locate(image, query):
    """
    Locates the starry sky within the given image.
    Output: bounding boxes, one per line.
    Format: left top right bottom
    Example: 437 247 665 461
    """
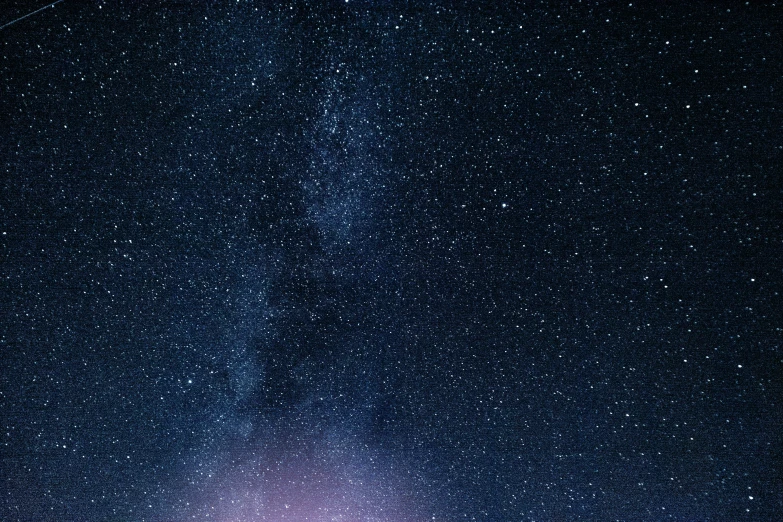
1 1 782 521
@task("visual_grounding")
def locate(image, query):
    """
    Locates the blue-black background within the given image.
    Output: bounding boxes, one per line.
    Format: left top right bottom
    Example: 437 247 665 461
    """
2 2 781 520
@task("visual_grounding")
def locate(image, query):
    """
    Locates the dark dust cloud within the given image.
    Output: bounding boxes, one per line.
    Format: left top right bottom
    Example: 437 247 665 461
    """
2 2 781 521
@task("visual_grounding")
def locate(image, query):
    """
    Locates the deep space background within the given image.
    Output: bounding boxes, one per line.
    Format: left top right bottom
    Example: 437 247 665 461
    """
2 1 782 521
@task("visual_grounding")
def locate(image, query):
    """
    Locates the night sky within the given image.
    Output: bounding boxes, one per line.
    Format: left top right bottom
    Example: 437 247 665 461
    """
2 1 782 521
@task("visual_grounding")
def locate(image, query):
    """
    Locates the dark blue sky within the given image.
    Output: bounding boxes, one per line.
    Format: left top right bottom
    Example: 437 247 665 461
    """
2 2 781 520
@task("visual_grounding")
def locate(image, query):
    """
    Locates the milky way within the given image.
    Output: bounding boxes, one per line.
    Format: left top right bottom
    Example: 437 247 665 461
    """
2 2 781 521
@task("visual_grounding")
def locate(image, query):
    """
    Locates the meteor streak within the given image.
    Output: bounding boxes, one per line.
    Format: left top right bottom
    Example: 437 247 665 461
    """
0 0 65 31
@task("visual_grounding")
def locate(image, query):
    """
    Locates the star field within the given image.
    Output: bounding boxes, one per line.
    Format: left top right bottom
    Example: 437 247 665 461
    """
1 2 781 521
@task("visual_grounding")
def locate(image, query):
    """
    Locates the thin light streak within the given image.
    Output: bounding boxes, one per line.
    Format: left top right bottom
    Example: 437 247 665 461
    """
0 0 66 32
